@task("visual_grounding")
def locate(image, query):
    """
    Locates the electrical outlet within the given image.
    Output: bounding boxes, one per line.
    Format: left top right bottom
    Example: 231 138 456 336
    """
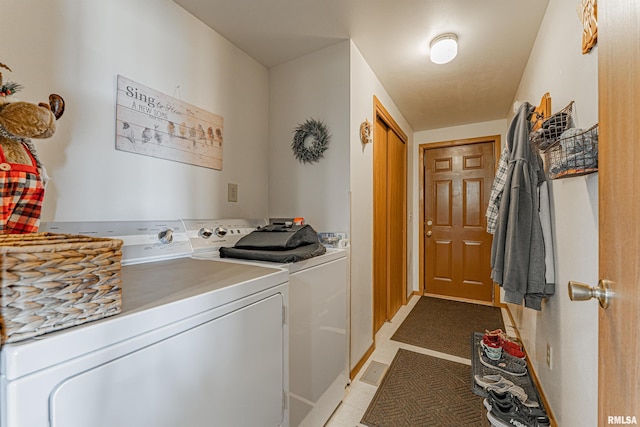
228 183 238 202
546 343 552 369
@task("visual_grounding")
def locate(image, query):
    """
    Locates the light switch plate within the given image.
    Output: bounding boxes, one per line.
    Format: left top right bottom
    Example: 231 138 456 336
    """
228 183 238 202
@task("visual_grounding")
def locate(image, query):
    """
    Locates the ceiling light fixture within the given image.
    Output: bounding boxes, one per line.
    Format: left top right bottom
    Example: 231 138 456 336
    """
430 33 458 64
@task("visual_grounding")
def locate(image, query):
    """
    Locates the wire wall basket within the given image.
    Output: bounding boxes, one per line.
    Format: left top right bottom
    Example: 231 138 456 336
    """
530 101 574 151
542 124 599 179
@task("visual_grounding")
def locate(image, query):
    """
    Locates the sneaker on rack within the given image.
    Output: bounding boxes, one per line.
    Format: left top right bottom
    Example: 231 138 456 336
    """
479 346 527 376
485 391 550 427
481 341 527 367
484 329 526 359
474 374 530 404
483 388 542 411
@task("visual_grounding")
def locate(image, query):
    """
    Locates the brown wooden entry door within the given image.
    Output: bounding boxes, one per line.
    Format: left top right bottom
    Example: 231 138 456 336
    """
373 97 407 333
423 141 495 302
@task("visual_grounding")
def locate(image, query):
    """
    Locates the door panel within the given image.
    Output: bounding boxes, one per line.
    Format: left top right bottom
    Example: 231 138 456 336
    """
464 179 482 226
598 0 640 421
434 240 452 281
424 142 494 302
463 241 483 285
435 180 453 225
387 129 406 319
373 119 388 333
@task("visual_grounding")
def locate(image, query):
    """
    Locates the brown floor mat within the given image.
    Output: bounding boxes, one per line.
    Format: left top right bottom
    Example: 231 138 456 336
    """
391 296 505 359
361 349 489 427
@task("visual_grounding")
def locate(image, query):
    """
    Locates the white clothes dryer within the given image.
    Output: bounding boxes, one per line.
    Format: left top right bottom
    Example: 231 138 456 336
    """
1 220 289 427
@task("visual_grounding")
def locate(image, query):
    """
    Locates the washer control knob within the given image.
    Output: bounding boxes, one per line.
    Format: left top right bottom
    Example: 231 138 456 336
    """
199 227 213 239
158 229 173 244
214 227 228 237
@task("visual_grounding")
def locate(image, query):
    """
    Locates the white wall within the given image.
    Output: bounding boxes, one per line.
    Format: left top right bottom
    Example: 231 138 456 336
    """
510 0 599 425
349 42 413 369
413 119 508 296
268 41 350 233
4 0 270 221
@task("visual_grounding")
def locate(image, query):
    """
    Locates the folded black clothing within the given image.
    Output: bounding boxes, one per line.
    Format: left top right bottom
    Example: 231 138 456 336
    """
542 112 569 130
219 242 326 263
233 224 320 250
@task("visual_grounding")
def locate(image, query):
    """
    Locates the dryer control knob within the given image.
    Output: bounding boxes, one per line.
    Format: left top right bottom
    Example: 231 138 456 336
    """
214 227 228 237
199 227 213 239
158 229 173 244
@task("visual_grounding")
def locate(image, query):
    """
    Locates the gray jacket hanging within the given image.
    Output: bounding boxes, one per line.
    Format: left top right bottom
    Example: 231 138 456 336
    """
490 102 555 310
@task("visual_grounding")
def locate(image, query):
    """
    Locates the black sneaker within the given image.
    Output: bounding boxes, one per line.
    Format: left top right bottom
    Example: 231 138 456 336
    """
479 346 528 376
484 390 544 414
486 391 550 427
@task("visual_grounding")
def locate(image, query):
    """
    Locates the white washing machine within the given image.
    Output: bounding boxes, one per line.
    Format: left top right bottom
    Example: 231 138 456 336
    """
183 219 349 427
1 220 289 427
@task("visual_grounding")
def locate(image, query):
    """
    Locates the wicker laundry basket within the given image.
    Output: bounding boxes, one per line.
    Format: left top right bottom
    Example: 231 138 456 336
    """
0 233 123 344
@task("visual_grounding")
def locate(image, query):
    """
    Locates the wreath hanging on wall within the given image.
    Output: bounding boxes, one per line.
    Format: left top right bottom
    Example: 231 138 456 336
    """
291 118 330 164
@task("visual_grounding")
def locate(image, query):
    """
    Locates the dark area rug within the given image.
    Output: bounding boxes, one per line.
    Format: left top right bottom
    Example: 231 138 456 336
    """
361 349 489 427
391 297 505 359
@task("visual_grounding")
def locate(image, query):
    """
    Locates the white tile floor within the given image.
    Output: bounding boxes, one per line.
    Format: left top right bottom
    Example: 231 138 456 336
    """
325 295 514 427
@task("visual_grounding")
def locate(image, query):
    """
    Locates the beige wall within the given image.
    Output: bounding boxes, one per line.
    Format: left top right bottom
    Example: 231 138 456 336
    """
268 41 351 233
268 40 415 372
349 42 413 369
4 0 271 221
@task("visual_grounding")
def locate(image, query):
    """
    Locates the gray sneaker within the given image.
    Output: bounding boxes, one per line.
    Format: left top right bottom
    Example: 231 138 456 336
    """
479 346 527 376
481 341 527 367
474 374 530 403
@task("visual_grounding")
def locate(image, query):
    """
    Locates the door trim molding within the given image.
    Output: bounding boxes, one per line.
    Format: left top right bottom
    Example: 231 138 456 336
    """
418 135 501 303
374 96 408 143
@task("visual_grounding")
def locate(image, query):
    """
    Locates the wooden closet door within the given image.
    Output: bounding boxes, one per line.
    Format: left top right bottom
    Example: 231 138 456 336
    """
373 99 407 334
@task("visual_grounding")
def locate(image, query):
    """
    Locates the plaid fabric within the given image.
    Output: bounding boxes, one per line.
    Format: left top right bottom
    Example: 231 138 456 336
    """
486 146 509 234
1 169 44 234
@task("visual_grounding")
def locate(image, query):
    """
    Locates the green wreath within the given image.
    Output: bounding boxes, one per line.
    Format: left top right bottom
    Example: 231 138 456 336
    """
291 118 330 164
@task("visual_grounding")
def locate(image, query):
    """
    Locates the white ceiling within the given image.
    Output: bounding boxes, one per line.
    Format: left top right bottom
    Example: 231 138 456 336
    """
173 0 550 132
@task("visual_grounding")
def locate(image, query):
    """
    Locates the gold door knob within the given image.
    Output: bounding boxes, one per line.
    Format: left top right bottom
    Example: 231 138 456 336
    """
568 279 614 309
426 231 432 237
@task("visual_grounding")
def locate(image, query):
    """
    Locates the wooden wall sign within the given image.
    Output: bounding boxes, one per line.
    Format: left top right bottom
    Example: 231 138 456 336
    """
580 0 598 54
115 75 224 170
